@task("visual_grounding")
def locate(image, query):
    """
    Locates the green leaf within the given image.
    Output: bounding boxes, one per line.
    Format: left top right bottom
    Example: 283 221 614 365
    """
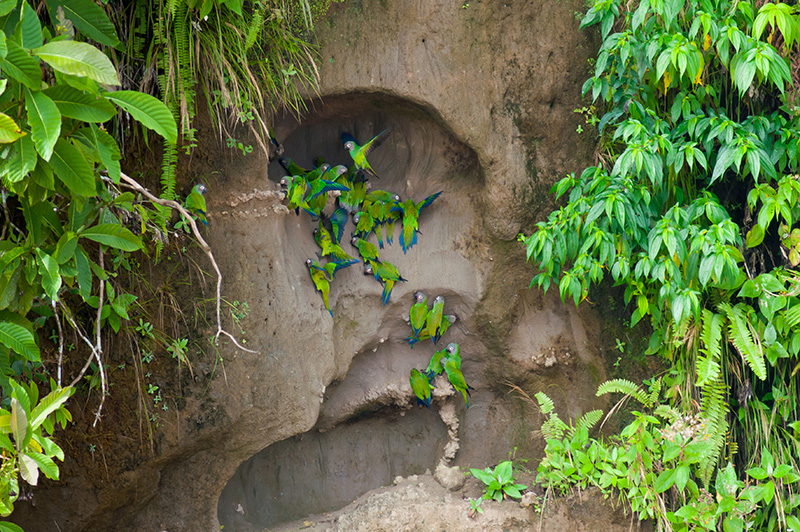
104 91 177 143
80 223 142 251
0 0 16 17
0 31 6 59
45 0 121 48
29 386 72 431
4 135 37 183
655 468 676 493
0 113 26 144
0 36 42 88
787 515 800 532
26 451 58 480
35 249 61 301
18 452 38 485
89 124 120 181
25 88 62 161
50 138 96 195
10 398 27 450
74 245 91 299
0 521 25 532
18 1 43 49
675 464 690 492
747 466 767 480
0 322 40 362
44 84 116 122
54 231 78 264
745 225 765 248
33 40 119 85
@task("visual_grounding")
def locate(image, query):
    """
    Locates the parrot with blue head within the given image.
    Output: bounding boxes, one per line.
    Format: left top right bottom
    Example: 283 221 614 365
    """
185 184 208 226
409 368 432 408
409 291 428 339
405 314 458 348
393 191 443 253
341 127 392 178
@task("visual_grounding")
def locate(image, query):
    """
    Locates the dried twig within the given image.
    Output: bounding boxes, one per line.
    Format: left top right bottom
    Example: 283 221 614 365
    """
52 300 64 387
117 171 258 354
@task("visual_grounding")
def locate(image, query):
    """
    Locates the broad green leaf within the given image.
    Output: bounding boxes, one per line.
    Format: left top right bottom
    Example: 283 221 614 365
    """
18 452 38 485
27 451 58 479
0 113 25 144
675 464 690 492
0 268 21 309
54 231 78 264
25 88 62 161
4 135 37 183
18 1 43 49
104 91 177 143
0 0 16 17
35 249 61 300
0 521 24 532
0 36 41 88
45 0 120 48
745 225 765 248
91 124 120 181
33 41 119 85
44 84 116 122
50 138 96 196
80 223 142 251
74 245 91 299
10 398 27 450
0 321 39 361
29 386 72 431
0 31 6 59
655 468 676 492
787 515 800 532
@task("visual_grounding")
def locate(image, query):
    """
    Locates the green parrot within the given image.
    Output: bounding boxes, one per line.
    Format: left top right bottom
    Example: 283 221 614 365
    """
404 314 458 348
353 210 375 238
185 184 208 226
444 342 461 367
393 191 443 253
443 354 474 408
329 207 348 244
303 166 345 217
409 368 432 408
425 346 449 378
426 295 445 344
364 259 406 305
305 162 330 183
341 128 392 178
336 167 368 214
350 236 380 263
305 258 357 316
278 157 307 177
409 291 428 339
314 221 356 262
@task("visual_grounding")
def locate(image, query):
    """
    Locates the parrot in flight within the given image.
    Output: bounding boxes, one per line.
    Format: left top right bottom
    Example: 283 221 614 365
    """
393 191 442 253
405 314 458 348
409 291 428 339
305 258 356 316
341 127 392 178
409 368 432 408
185 184 208 226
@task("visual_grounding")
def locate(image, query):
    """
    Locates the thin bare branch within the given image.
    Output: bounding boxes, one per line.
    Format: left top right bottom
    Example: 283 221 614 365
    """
117 172 258 354
52 300 64 387
92 248 107 427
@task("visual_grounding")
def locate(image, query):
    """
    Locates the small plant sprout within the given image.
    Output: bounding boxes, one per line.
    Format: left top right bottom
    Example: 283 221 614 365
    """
470 460 528 502
469 497 484 518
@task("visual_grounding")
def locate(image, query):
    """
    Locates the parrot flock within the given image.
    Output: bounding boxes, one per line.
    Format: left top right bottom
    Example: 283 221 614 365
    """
406 294 474 408
275 127 442 315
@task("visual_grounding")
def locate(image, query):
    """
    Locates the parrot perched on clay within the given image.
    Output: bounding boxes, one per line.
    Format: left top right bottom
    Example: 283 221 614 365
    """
304 162 331 183
393 191 443 253
364 259 406 305
303 166 346 218
305 258 356 316
351 236 380 263
314 220 357 262
329 207 349 244
353 211 375 238
426 295 445 344
443 353 474 408
409 291 428 339
409 368 432 408
405 314 458 348
185 184 208 226
425 346 449 378
341 128 392 178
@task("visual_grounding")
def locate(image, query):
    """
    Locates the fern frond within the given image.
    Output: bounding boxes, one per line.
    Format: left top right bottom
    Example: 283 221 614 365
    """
541 413 569 441
597 378 653 406
719 303 766 380
244 3 265 52
653 404 679 421
784 302 800 330
697 309 724 386
698 374 729 487
535 391 555 414
568 409 603 438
